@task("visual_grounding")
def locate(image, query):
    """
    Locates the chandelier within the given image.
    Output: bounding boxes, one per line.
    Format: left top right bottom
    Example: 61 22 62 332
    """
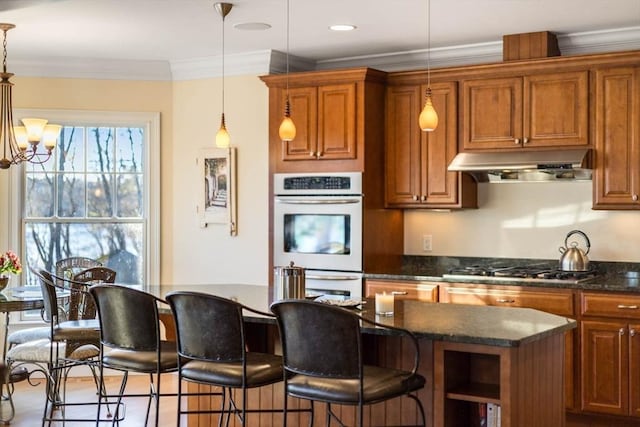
0 23 60 170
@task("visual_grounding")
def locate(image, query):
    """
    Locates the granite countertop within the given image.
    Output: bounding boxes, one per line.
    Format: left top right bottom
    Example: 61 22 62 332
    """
151 283 575 348
366 256 640 293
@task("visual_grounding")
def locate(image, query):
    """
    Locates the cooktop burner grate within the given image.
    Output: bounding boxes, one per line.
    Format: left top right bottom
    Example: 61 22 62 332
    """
444 264 598 284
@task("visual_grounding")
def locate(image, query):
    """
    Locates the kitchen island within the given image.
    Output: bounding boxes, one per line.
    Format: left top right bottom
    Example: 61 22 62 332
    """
156 284 575 427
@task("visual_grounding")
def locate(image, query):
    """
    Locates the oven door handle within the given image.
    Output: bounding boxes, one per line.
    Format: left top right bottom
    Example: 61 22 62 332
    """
275 198 360 205
306 274 362 281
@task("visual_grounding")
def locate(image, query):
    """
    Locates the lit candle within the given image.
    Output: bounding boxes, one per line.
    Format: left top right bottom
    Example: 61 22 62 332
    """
375 292 394 316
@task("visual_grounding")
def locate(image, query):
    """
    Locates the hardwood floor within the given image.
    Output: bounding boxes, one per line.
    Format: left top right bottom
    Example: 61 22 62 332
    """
3 373 183 426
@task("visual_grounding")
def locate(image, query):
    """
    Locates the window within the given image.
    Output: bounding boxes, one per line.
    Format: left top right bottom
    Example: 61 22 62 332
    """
12 110 160 288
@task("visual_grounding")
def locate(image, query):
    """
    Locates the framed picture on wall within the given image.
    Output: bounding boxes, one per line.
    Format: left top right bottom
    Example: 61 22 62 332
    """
197 147 237 235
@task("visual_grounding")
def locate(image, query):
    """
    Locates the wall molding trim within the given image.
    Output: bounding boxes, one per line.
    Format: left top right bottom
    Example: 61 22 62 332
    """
10 26 640 81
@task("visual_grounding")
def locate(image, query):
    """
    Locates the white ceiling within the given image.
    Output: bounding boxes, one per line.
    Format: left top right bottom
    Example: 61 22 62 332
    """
0 0 639 79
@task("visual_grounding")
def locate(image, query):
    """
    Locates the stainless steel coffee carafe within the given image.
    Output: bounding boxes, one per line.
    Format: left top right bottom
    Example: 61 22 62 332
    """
273 261 306 301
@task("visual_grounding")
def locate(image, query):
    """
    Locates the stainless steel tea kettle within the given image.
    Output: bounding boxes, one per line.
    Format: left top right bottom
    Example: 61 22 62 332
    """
558 230 591 271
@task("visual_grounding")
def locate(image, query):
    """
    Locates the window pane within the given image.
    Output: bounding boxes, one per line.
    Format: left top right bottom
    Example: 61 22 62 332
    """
24 222 143 285
117 174 143 217
58 173 86 217
116 127 144 173
87 174 113 217
87 127 114 173
25 173 54 217
58 126 85 172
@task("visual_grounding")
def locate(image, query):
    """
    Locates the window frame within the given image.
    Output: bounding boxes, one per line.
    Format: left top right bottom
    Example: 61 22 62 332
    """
6 109 161 288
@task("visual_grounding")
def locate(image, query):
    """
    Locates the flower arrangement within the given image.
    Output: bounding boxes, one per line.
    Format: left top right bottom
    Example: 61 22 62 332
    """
0 250 22 276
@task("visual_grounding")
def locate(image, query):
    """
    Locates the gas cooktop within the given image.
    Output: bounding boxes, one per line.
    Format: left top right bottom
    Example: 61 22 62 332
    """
442 264 598 285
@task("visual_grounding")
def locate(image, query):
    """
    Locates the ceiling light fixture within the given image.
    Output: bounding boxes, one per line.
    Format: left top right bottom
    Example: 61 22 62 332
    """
214 3 232 148
278 0 296 142
418 0 438 132
0 23 61 170
329 24 356 32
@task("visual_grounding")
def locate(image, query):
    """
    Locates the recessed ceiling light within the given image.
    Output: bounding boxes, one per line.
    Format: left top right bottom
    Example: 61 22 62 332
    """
329 24 356 32
234 22 272 31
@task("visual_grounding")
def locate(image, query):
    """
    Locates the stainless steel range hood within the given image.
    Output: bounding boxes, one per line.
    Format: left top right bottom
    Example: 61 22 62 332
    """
448 148 592 182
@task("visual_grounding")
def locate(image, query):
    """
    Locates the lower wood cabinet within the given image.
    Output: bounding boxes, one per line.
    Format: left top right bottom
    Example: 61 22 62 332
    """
365 279 438 302
439 282 576 410
580 292 640 417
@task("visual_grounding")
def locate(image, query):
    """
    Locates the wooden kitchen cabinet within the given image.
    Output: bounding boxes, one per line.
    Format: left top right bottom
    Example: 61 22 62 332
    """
580 292 640 416
592 66 640 209
460 71 589 151
365 279 438 302
261 68 386 173
385 81 477 208
439 282 576 410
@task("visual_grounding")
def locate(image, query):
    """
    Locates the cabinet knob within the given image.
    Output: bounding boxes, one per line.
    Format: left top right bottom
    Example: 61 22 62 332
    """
421 195 427 201
523 137 529 145
514 138 520 145
413 195 419 201
620 328 625 336
633 194 638 202
309 151 315 157
317 151 323 158
631 329 637 337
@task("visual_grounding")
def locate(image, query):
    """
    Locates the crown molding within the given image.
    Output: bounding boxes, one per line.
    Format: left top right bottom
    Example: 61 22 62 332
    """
6 26 640 80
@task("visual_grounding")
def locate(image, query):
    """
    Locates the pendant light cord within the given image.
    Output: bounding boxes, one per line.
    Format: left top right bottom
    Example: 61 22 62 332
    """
286 0 290 95
427 0 431 88
221 10 225 114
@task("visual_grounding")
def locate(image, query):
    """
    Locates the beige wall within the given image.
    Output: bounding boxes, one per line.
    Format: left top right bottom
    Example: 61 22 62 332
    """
404 181 640 263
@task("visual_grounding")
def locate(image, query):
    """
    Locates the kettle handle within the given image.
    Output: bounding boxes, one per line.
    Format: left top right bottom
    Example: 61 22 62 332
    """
564 230 591 255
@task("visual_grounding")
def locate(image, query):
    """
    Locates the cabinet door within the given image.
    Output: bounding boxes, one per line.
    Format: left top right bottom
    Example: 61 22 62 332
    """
385 85 422 206
281 86 318 161
317 83 357 160
523 71 589 147
581 320 628 415
593 66 640 209
421 82 459 205
630 323 640 416
461 77 523 150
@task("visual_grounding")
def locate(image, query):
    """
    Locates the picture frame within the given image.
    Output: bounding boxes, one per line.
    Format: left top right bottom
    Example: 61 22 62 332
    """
197 147 237 235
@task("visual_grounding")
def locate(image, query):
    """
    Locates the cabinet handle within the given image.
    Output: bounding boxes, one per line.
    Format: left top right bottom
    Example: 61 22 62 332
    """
620 328 625 336
631 329 637 337
496 298 515 303
617 304 639 310
523 137 529 145
413 195 419 201
633 194 639 202
391 291 408 295
514 138 520 145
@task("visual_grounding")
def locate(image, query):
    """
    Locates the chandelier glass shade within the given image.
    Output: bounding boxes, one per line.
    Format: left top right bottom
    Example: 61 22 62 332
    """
0 23 60 170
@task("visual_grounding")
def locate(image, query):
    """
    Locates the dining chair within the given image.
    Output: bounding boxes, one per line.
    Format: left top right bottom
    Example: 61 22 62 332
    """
6 267 104 426
270 299 427 427
89 284 179 427
55 256 102 280
166 291 287 427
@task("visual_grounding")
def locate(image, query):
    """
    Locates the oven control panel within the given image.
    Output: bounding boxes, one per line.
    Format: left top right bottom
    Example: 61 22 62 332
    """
274 172 362 195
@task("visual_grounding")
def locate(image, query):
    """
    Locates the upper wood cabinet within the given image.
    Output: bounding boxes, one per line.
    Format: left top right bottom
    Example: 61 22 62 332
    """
592 66 640 209
261 68 386 173
460 71 589 151
385 81 477 208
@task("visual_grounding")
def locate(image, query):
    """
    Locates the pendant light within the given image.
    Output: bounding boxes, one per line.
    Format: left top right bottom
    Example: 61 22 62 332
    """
418 0 438 132
0 23 61 169
278 0 296 142
215 3 232 148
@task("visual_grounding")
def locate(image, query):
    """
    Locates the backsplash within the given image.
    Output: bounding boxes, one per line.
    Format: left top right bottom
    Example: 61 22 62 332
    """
404 181 640 263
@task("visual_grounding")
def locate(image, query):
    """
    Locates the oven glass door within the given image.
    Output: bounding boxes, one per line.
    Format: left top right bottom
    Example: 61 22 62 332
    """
274 195 362 272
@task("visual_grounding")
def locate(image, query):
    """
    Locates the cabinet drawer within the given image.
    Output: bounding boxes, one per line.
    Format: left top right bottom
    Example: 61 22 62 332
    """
581 292 640 319
440 284 575 316
365 280 438 302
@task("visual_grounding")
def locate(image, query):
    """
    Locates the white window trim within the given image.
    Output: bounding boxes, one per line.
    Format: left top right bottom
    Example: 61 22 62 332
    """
6 109 161 286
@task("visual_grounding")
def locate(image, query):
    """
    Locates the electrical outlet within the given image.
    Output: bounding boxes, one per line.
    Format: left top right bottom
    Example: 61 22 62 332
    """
422 234 432 252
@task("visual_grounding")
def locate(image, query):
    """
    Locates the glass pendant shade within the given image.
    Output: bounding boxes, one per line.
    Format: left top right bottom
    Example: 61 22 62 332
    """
13 126 28 150
419 90 438 132
279 98 296 141
42 124 62 151
21 118 48 142
215 113 230 148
